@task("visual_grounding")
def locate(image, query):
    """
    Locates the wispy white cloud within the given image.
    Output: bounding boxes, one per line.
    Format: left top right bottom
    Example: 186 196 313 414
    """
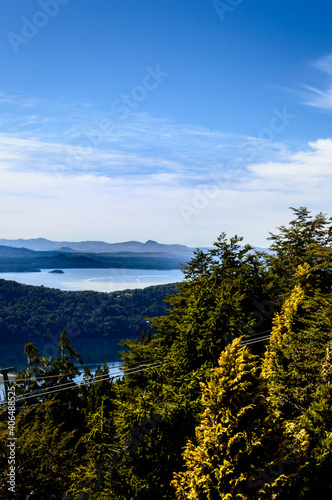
0 92 292 182
171 138 332 245
0 90 330 246
247 138 332 187
0 91 40 108
302 54 332 111
313 54 332 76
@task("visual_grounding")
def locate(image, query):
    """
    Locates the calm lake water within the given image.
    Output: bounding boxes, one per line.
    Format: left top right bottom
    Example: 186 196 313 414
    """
0 268 183 292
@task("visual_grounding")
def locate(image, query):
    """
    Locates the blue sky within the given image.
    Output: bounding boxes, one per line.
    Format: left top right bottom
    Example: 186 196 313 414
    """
0 0 332 247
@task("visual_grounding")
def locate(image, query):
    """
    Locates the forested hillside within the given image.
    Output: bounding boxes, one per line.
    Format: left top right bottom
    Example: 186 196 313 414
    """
0 281 178 368
1 207 332 499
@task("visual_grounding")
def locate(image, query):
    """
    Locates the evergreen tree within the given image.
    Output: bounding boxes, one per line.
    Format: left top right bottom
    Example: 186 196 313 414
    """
84 361 114 416
266 344 332 499
171 338 279 499
67 397 116 500
263 263 332 418
24 342 41 371
265 207 332 300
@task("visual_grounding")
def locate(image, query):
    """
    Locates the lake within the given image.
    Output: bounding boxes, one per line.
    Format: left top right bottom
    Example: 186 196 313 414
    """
0 268 184 292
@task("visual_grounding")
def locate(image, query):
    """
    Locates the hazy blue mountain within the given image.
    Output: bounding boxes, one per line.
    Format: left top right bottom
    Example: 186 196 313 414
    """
0 237 196 255
0 245 190 272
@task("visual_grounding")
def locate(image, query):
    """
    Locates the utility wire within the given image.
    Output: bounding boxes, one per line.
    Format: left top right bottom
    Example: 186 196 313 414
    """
15 361 162 401
1 333 274 412
0 360 163 409
9 360 160 402
240 335 271 344
240 335 271 346
12 357 163 383
241 329 272 339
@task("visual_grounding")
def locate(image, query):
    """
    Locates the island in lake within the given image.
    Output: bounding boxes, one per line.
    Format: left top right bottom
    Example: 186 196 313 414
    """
49 269 64 274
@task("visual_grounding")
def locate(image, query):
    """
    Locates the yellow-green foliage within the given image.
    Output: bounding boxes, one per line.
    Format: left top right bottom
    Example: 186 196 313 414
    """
321 341 332 386
262 265 309 383
262 263 332 417
171 338 274 499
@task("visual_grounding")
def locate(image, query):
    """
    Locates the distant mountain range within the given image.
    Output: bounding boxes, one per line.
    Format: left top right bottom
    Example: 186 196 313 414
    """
0 238 268 273
0 238 196 255
0 238 198 272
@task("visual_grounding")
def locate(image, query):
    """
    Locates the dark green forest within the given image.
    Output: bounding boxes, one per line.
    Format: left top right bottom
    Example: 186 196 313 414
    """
1 207 332 499
0 281 178 368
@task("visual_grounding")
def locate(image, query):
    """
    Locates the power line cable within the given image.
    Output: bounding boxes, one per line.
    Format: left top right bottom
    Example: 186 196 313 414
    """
12 357 163 384
1 360 163 409
240 335 271 346
15 361 161 401
241 329 272 339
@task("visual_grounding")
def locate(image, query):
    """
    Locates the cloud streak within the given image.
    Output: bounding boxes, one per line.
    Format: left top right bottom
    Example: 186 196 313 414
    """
302 54 332 112
0 90 331 246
